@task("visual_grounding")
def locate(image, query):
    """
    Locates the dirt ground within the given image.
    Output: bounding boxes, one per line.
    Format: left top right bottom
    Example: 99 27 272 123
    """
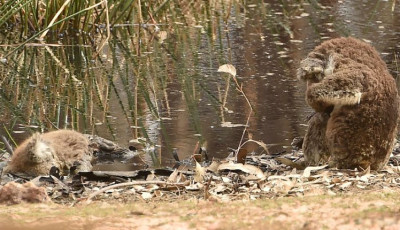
1 189 400 230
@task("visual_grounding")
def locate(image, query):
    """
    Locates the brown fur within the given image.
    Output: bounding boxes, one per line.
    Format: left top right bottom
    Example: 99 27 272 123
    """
298 37 399 170
4 130 92 176
302 112 330 166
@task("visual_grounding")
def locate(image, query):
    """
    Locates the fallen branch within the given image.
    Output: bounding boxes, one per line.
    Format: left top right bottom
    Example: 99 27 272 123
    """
85 181 185 204
0 135 13 155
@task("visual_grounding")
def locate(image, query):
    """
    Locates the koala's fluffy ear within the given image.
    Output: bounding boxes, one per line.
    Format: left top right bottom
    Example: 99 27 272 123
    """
323 54 335 76
25 133 41 150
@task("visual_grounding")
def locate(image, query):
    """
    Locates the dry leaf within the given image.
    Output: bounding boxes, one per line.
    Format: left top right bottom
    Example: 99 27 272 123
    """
262 186 271 192
276 158 306 170
194 161 206 183
221 177 231 183
177 173 187 183
154 190 163 197
237 148 248 164
193 154 202 162
303 165 328 178
132 185 145 191
218 162 265 179
217 64 237 77
146 172 156 181
268 175 290 181
141 192 153 200
213 184 229 193
356 166 370 176
384 166 396 174
244 174 262 181
167 169 179 183
185 183 203 191
145 184 159 192
356 184 366 189
207 161 221 173
271 179 295 195
239 139 270 154
357 175 369 183
339 181 352 190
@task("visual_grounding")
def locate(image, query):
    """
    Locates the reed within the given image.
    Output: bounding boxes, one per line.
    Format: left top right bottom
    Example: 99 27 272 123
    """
0 0 175 38
0 0 242 165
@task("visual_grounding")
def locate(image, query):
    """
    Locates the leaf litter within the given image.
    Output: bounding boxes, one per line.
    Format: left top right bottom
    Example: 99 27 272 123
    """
3 138 400 205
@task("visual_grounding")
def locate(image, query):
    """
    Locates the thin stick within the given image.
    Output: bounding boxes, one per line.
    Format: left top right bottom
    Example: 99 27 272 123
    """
237 112 252 152
392 0 396 12
93 0 110 57
85 181 185 203
0 135 13 155
231 82 253 152
2 126 17 148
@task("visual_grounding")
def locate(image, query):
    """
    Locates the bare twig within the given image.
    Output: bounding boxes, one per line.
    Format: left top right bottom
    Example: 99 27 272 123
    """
0 135 13 155
217 64 255 154
231 81 254 152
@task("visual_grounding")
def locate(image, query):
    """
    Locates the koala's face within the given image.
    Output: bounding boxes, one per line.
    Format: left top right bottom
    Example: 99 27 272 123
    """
297 54 336 85
27 136 55 163
297 57 325 83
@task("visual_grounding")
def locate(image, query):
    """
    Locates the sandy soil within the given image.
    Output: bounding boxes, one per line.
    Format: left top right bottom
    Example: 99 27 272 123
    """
1 190 400 230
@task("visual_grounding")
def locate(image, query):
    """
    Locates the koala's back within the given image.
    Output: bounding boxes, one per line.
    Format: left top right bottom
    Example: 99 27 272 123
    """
4 130 92 176
309 37 388 73
40 130 90 163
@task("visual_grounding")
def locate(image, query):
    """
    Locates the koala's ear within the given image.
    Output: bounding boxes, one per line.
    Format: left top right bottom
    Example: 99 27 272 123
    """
296 66 306 80
25 133 41 149
323 54 335 76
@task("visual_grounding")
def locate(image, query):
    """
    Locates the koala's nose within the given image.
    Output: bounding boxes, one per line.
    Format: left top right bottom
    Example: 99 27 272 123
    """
310 66 323 73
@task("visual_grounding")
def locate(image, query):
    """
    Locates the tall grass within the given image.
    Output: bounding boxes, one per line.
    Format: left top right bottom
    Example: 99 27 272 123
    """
0 0 141 34
0 0 239 165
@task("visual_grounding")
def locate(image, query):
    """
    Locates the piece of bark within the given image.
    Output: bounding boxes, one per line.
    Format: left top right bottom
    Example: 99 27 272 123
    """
0 181 50 205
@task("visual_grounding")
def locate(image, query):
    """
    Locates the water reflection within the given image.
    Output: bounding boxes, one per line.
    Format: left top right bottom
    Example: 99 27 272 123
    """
0 0 399 169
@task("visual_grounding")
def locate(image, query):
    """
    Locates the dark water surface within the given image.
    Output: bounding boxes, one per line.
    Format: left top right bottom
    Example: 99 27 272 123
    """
0 0 400 169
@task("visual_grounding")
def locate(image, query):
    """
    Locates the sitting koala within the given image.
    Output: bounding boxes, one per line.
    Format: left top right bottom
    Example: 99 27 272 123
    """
298 37 399 170
3 130 93 176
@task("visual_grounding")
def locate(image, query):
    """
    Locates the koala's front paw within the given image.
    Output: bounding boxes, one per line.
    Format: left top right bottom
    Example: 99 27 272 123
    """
308 87 362 109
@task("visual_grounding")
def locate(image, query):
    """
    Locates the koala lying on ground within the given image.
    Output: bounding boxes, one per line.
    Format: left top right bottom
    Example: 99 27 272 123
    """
3 130 93 176
298 37 399 170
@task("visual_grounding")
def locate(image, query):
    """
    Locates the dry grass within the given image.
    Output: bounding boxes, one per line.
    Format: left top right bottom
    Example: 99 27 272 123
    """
1 191 400 230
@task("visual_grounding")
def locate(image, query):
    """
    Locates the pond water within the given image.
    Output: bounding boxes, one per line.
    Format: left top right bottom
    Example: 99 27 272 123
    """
0 0 399 169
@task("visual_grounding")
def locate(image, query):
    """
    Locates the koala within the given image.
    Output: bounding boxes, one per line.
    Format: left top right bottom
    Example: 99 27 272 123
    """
298 37 399 170
3 130 93 176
